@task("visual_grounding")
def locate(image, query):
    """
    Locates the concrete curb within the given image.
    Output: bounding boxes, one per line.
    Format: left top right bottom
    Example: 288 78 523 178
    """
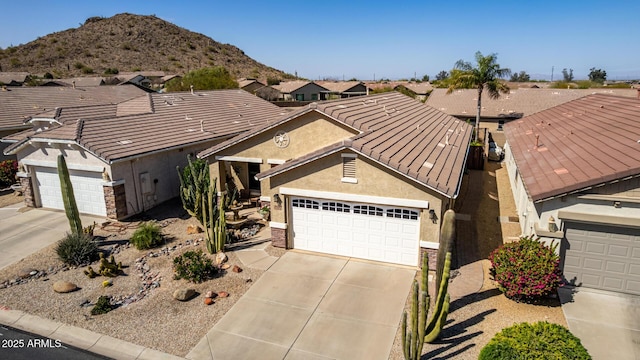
0 309 184 360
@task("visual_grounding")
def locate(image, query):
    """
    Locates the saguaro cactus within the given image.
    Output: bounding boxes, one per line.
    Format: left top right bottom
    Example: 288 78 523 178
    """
57 155 82 234
402 253 429 360
436 209 456 298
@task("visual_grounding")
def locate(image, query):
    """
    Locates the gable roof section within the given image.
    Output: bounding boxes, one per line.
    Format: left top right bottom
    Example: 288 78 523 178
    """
203 92 473 198
397 82 433 95
316 81 366 94
0 85 150 131
0 72 30 85
272 80 328 94
5 90 287 163
426 88 639 119
504 94 640 202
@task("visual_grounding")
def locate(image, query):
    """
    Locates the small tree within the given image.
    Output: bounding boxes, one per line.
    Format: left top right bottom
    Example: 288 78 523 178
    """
510 71 530 82
588 67 607 84
165 66 238 92
435 70 449 81
421 74 430 82
562 68 574 82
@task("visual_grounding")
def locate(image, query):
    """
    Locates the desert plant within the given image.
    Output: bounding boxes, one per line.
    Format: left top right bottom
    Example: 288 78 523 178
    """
91 296 114 315
203 185 226 254
57 155 83 234
435 209 455 298
177 155 210 221
130 221 165 250
0 159 18 187
479 321 591 360
489 235 563 301
173 249 217 283
56 231 98 266
84 252 123 278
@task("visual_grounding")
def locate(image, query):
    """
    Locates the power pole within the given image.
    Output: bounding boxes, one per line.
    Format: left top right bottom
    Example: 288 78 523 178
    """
551 66 554 82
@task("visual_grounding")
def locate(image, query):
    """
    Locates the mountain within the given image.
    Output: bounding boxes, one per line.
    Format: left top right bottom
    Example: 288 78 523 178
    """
0 13 292 82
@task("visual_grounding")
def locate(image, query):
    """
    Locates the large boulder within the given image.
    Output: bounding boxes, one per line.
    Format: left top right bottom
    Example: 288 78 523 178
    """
173 288 196 301
53 281 78 293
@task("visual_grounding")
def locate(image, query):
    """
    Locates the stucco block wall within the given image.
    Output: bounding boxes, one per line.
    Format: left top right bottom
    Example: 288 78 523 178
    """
112 142 216 216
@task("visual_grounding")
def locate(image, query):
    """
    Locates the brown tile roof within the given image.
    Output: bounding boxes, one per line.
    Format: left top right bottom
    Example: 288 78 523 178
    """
0 72 31 85
0 85 149 131
272 80 328 94
315 81 365 93
5 90 286 163
57 77 106 87
426 88 639 119
238 79 265 89
203 92 473 198
398 82 433 94
504 94 640 202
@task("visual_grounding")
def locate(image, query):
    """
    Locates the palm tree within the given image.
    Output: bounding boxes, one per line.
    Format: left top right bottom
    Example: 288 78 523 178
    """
446 52 511 142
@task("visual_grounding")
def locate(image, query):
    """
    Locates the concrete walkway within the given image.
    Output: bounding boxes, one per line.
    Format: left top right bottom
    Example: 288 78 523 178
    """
0 205 107 270
187 251 415 360
559 287 640 360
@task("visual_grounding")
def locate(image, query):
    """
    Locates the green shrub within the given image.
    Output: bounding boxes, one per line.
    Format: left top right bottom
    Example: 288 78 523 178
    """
55 232 98 266
91 296 114 315
173 250 217 283
0 159 18 187
479 321 591 359
130 222 165 250
489 235 563 301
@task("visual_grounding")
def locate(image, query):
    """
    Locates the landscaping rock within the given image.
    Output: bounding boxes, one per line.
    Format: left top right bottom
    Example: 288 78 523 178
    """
217 291 229 298
215 252 228 265
205 290 214 298
204 297 214 305
53 281 78 293
232 265 242 273
173 288 196 301
221 264 231 270
18 268 36 279
186 224 203 234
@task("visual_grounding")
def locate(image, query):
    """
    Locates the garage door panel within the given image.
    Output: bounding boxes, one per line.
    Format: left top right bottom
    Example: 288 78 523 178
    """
34 167 106 216
292 197 420 266
564 222 640 296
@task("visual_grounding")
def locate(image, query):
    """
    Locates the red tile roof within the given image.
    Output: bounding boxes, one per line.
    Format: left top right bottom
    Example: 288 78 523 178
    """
4 90 286 162
202 92 473 198
504 94 640 202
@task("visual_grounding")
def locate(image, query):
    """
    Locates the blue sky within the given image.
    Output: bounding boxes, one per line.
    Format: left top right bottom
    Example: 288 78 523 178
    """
1 1 639 80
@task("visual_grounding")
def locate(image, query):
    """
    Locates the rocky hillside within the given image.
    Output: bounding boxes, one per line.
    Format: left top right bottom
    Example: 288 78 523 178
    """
0 13 291 82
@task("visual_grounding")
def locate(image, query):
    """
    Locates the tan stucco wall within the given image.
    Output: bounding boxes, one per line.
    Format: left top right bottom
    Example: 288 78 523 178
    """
208 111 359 191
268 150 445 243
111 142 217 216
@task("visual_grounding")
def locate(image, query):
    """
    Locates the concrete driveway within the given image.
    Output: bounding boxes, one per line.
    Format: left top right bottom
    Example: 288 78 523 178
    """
0 204 106 270
559 286 640 360
188 251 415 360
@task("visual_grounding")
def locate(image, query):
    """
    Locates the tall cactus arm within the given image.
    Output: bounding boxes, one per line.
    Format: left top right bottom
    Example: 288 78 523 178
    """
57 155 82 234
401 312 409 360
425 252 452 342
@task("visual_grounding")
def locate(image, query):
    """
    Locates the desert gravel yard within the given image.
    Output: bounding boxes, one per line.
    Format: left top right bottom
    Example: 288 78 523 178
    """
0 200 279 357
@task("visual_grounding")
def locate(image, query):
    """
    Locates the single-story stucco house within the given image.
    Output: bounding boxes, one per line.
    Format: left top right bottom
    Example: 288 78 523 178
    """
272 80 329 101
504 94 640 296
3 89 286 219
0 85 150 162
315 81 370 99
198 92 473 267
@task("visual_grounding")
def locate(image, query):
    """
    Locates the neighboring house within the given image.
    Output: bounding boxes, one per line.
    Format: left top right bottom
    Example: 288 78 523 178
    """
199 92 472 267
238 78 266 94
255 85 281 102
3 90 286 219
56 77 106 87
396 82 433 102
0 85 150 161
315 81 369 99
0 72 31 86
272 80 328 101
504 94 640 296
426 88 639 131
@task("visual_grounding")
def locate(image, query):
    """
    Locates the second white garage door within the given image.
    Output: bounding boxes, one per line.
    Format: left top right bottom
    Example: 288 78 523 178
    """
34 167 107 217
291 197 420 266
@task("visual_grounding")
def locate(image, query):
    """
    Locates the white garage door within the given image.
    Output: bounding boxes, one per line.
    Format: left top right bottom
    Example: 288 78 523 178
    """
564 222 640 296
291 197 420 266
34 167 107 216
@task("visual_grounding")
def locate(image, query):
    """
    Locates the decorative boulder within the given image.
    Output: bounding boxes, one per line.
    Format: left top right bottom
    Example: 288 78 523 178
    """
173 288 196 301
18 268 37 279
232 265 242 273
204 297 214 305
53 281 78 293
215 252 228 265
205 290 215 298
186 224 203 235
217 291 229 298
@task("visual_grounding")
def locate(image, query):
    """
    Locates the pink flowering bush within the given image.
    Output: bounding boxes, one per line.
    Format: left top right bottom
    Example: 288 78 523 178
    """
489 235 563 301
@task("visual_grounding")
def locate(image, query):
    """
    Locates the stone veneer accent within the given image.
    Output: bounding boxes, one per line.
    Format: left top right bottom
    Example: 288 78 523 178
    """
420 247 438 270
271 228 287 248
103 184 127 219
20 177 35 208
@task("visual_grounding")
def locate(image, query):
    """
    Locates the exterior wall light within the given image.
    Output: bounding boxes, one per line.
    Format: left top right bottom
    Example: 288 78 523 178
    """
273 193 282 205
429 209 438 224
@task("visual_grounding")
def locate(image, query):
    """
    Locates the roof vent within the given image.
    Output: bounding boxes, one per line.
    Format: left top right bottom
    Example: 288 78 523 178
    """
117 140 132 145
422 161 434 169
553 168 569 175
